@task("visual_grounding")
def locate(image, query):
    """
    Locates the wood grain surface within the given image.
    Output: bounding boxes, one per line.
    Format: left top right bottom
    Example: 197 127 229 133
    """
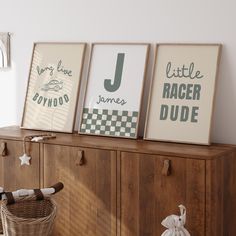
119 152 205 235
1 126 236 236
0 126 234 160
43 144 117 236
0 139 40 191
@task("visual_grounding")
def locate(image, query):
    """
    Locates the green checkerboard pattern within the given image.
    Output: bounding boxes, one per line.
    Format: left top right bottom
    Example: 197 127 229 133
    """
80 108 139 137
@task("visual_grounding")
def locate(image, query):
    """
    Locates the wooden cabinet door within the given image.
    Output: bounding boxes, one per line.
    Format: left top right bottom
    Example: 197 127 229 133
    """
43 144 117 236
0 139 40 191
119 152 205 236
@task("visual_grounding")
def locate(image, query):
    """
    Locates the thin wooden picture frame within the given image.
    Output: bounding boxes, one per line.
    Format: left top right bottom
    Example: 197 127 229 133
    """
21 42 86 133
144 43 222 145
78 42 150 139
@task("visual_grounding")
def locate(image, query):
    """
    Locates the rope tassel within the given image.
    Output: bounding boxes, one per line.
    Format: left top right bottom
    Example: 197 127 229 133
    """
19 133 56 166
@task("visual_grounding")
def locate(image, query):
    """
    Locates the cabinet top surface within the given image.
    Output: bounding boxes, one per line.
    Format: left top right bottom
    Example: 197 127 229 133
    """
0 126 235 160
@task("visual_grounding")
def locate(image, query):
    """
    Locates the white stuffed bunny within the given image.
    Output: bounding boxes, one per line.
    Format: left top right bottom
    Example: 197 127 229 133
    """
161 205 190 236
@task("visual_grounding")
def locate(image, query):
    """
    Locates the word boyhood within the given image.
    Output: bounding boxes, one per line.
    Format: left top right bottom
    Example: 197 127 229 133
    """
32 93 69 107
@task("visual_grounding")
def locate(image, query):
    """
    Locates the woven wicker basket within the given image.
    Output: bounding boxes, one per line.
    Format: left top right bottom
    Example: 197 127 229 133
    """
0 193 3 234
0 196 57 236
0 215 2 234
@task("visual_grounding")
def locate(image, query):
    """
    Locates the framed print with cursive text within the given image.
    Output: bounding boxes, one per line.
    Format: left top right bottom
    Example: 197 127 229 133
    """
144 44 221 145
79 43 149 138
21 42 86 133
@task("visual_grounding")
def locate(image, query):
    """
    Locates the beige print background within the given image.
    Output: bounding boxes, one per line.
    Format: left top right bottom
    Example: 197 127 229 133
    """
22 43 85 132
145 45 220 144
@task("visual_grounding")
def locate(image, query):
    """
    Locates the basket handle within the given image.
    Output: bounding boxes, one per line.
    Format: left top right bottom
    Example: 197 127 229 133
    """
50 182 64 194
0 192 4 200
24 183 64 199
4 189 44 205
1 182 64 204
0 187 4 200
34 189 44 201
5 192 15 205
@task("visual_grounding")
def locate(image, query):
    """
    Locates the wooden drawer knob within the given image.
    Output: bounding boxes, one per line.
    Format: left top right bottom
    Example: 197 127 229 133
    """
1 142 7 156
76 150 85 166
162 159 171 176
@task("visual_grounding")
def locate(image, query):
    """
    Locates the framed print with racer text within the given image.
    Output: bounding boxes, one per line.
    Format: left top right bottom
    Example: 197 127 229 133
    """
144 44 221 145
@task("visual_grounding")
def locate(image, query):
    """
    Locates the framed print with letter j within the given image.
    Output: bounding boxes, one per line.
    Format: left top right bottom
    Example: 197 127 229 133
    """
21 42 86 133
144 44 221 145
80 43 149 138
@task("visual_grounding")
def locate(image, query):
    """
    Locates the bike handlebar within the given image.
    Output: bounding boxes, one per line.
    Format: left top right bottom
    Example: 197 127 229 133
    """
0 182 64 202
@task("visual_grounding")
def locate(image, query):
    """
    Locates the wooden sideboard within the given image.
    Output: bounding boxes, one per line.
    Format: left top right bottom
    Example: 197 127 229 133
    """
0 126 236 236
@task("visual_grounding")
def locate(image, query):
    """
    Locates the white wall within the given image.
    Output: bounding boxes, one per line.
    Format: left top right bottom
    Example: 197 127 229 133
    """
0 0 236 144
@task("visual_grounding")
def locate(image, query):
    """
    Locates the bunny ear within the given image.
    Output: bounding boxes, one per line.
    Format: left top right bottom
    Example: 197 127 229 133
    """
178 205 187 225
178 205 186 216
